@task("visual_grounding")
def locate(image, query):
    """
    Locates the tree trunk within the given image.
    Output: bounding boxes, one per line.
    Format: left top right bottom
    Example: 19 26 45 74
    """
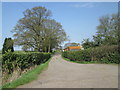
48 44 51 53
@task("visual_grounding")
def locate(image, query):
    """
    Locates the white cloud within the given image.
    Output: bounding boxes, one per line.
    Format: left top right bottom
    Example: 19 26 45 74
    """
80 3 94 7
71 3 95 8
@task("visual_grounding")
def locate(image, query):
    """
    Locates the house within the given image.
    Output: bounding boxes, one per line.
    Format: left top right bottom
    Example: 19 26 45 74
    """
63 43 84 51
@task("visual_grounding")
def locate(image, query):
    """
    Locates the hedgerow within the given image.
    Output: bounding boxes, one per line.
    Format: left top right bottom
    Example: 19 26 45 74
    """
2 52 51 74
62 45 120 64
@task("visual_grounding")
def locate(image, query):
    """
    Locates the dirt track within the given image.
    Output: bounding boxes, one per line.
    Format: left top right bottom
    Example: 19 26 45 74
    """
18 54 118 88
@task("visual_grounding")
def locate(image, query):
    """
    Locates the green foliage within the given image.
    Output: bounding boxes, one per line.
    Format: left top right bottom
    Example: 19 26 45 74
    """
2 38 14 54
62 45 119 64
96 13 118 44
91 45 120 64
2 57 51 88
95 13 119 46
82 13 119 49
2 52 51 74
12 6 67 52
82 38 95 49
62 49 91 62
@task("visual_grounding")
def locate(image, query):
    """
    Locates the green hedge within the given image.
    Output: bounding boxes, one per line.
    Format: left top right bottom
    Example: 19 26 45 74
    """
62 45 120 64
2 52 51 74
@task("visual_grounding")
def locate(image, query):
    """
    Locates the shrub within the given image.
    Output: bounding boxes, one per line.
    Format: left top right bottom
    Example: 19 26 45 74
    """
2 52 51 74
62 45 119 64
62 49 91 62
2 38 14 54
90 45 119 63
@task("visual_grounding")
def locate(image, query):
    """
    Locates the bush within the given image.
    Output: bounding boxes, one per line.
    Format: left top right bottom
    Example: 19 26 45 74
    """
90 45 119 63
62 45 119 64
62 49 91 62
2 52 51 74
2 38 14 54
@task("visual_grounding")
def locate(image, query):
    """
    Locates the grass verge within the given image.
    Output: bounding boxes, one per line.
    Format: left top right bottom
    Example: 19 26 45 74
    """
62 56 118 65
2 57 52 89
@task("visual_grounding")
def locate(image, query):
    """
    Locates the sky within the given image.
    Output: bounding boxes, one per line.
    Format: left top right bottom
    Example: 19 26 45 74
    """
1 2 118 50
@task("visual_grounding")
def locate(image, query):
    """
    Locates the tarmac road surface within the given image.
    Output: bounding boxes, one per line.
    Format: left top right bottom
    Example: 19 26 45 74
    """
18 54 118 88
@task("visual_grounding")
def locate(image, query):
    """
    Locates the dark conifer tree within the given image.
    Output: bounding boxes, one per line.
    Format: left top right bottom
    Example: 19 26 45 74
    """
2 38 14 54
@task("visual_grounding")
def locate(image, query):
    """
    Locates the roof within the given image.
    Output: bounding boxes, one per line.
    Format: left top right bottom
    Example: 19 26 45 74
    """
64 43 80 49
68 46 81 49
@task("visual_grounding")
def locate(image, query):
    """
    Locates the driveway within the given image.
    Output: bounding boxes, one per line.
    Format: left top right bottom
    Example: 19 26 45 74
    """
18 54 118 88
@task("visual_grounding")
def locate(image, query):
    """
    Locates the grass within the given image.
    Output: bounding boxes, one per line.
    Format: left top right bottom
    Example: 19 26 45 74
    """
62 56 99 64
1 57 52 89
62 56 118 65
